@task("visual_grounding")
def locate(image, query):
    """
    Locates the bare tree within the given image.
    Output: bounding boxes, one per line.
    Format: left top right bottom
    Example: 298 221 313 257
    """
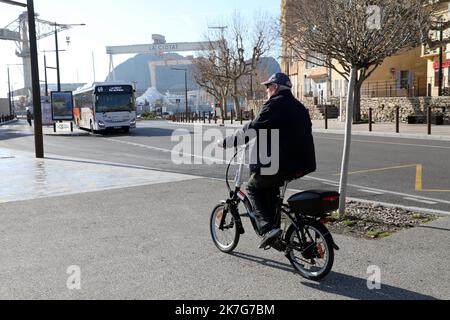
193 38 231 117
282 0 432 215
194 12 277 118
424 0 450 50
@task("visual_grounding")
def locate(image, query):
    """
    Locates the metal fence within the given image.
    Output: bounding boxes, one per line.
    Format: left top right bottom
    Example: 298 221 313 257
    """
360 78 428 98
0 115 15 124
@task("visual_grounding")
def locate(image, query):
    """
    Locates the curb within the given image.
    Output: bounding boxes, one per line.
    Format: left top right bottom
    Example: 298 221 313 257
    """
313 129 450 142
0 119 18 126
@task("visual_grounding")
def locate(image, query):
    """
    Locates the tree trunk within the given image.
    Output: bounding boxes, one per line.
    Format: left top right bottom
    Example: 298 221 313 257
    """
233 96 241 120
338 66 357 216
353 81 362 123
233 80 241 119
221 95 227 119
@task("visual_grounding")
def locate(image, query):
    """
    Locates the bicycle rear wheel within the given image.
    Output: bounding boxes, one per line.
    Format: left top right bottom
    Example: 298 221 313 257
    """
210 203 240 253
285 221 334 281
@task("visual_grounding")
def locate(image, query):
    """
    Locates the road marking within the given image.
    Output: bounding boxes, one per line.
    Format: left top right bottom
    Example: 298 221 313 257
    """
358 189 384 195
317 136 450 150
333 163 450 193
403 197 438 205
323 182 340 187
415 164 450 192
415 164 423 191
104 137 233 165
104 137 450 195
304 176 450 205
334 164 418 176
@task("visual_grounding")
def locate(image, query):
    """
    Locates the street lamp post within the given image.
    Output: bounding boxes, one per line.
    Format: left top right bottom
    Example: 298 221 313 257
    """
172 67 188 115
7 66 12 115
52 22 85 91
27 0 44 158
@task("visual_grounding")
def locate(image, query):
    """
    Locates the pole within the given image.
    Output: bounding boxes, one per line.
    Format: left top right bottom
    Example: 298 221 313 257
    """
44 53 48 96
369 108 373 132
184 70 188 115
438 20 444 97
7 66 12 115
92 51 96 82
427 107 432 135
28 0 44 158
324 105 328 129
54 23 61 92
395 106 400 133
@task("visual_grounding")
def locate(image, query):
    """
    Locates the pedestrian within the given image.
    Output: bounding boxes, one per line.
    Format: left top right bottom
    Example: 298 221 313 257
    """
222 72 317 249
26 107 33 126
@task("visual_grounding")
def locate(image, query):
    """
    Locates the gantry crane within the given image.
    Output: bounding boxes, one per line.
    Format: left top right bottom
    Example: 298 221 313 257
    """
1 11 75 97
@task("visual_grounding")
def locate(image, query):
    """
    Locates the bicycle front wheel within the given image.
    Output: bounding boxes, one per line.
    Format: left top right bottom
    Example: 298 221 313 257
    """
285 221 334 281
210 203 240 253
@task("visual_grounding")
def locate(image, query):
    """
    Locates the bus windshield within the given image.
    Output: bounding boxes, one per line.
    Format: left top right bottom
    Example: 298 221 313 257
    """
95 93 134 113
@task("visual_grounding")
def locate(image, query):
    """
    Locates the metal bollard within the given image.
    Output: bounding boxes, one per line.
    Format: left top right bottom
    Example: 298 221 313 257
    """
251 109 254 121
369 108 373 132
241 110 243 125
231 110 234 124
215 110 217 124
324 105 328 130
395 106 400 133
427 107 432 135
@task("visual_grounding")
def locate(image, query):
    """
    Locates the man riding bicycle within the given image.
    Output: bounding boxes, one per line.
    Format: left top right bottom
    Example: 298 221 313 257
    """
223 72 316 249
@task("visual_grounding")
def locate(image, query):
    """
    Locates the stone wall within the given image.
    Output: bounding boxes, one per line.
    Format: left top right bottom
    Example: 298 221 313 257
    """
359 97 450 122
300 96 450 122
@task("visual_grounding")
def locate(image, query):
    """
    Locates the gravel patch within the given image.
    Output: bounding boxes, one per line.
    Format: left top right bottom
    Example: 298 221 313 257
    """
326 201 440 239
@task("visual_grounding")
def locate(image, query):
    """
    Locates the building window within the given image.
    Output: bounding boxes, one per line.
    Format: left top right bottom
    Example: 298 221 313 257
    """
400 71 410 89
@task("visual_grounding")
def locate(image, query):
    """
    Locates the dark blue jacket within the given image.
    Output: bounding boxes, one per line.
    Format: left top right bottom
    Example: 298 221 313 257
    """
244 90 316 175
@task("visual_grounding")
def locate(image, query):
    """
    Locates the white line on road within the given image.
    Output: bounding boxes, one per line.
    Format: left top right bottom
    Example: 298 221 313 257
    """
358 189 385 195
323 182 340 187
403 197 438 205
304 176 450 205
316 136 450 150
102 138 450 206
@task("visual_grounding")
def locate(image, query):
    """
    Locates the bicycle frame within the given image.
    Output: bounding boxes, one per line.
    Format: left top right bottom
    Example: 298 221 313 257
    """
220 144 299 238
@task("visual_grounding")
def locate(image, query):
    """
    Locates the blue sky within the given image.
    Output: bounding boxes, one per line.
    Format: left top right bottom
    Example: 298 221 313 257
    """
0 0 281 98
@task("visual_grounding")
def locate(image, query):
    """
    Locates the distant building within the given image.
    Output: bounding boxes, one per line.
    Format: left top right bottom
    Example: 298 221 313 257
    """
0 98 10 116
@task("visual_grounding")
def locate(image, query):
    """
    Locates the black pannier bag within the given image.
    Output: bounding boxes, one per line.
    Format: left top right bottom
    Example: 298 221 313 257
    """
287 190 340 217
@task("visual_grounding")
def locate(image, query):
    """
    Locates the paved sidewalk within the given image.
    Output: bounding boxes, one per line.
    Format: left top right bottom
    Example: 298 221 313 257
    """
171 119 450 141
0 147 449 299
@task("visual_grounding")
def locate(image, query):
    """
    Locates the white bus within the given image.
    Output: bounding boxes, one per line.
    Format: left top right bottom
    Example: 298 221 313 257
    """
73 82 137 133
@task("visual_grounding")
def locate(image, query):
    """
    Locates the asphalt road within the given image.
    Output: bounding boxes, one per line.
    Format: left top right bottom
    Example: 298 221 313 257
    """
1 119 449 214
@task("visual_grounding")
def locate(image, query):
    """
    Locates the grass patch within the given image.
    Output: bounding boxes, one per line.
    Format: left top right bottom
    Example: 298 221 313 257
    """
411 213 436 224
342 220 356 227
366 230 392 239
